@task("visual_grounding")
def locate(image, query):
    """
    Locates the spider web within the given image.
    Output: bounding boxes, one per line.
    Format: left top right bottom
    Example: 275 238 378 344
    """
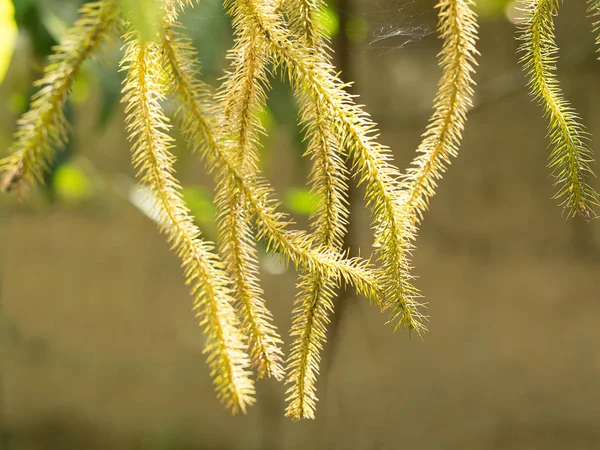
339 0 436 60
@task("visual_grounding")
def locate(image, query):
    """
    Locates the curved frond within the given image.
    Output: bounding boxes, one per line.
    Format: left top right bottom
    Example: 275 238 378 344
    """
0 0 118 194
215 22 285 379
120 32 255 413
588 0 600 54
401 0 478 226
284 0 331 52
519 0 599 217
160 26 383 309
231 0 425 335
283 0 350 420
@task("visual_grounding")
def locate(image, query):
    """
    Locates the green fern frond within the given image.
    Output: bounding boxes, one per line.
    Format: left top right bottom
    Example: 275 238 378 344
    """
284 105 348 419
165 0 192 22
0 0 117 194
588 0 600 55
120 31 255 413
161 25 383 311
232 0 425 335
215 22 285 379
286 272 338 419
285 0 331 52
401 0 478 226
283 0 350 420
519 0 599 217
2 0 595 422
161 11 284 381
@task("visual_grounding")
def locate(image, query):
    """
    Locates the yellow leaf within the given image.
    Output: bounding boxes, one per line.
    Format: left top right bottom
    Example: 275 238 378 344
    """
0 0 17 85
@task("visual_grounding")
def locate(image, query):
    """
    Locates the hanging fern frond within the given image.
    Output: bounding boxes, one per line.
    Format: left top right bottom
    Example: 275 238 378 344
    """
120 32 255 413
161 25 383 311
519 0 599 217
2 0 596 421
215 22 285 379
400 0 478 226
285 0 331 52
283 0 350 420
0 0 117 194
231 0 425 335
588 0 600 55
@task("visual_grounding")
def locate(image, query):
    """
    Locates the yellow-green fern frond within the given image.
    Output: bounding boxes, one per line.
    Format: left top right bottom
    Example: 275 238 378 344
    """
0 0 118 194
285 106 348 419
284 0 350 420
215 177 285 380
286 271 338 419
588 0 600 55
215 23 285 379
120 32 255 413
285 0 331 52
519 0 599 217
232 0 425 335
161 25 383 311
401 0 478 226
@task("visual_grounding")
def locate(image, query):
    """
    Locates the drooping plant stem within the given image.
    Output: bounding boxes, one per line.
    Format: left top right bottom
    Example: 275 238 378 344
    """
520 0 599 217
400 0 479 227
0 0 117 193
121 31 255 413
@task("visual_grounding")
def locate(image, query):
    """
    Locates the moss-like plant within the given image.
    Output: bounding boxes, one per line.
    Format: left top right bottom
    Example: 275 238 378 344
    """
0 0 597 419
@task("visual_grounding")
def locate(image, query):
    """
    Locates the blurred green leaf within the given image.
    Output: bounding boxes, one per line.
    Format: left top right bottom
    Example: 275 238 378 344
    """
0 0 18 85
283 188 319 216
12 1 57 56
38 5 69 42
258 104 275 134
475 0 514 19
317 6 340 38
119 0 164 43
54 162 94 202
182 186 215 223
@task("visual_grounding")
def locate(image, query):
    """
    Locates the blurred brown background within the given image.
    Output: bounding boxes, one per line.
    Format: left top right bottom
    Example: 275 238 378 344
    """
1 0 599 449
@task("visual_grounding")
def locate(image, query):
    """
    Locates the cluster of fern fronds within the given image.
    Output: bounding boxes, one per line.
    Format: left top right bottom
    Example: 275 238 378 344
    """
0 0 597 419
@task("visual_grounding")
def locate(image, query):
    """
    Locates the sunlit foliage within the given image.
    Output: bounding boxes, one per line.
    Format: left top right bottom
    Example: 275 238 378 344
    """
0 0 597 419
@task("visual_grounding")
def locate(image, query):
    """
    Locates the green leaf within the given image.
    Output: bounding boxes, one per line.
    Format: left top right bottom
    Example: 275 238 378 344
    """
0 0 17 85
182 185 216 223
283 188 319 215
475 0 513 19
54 162 93 201
316 6 339 38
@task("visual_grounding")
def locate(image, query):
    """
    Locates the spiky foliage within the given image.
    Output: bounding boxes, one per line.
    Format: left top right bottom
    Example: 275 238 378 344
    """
519 0 599 217
400 0 478 227
215 6 285 380
0 0 117 193
283 0 350 420
120 31 255 412
235 0 425 335
588 0 600 54
1 0 597 420
160 16 383 409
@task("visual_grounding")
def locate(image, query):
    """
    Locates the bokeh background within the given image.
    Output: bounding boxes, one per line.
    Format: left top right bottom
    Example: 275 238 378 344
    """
1 0 599 449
